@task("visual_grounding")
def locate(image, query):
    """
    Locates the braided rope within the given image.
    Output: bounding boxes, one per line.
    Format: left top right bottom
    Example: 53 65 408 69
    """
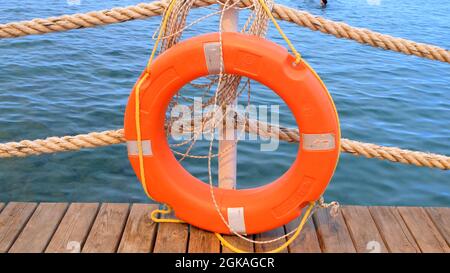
1 125 448 170
0 0 449 63
0 129 124 158
271 4 450 63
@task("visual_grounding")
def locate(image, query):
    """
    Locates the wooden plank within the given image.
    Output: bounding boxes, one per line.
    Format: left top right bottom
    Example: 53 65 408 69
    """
188 226 220 253
0 203 446 254
82 203 129 253
286 217 321 253
313 207 356 253
0 202 37 253
9 203 68 253
425 207 450 246
45 203 99 253
221 234 254 253
369 206 420 253
341 206 388 253
398 207 450 253
254 226 288 253
153 210 189 253
117 204 159 253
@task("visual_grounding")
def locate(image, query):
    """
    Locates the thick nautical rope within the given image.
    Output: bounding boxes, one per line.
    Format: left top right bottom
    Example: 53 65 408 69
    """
1 125 449 170
0 0 449 63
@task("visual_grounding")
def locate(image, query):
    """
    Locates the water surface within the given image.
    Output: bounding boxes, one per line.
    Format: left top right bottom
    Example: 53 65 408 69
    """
0 0 448 205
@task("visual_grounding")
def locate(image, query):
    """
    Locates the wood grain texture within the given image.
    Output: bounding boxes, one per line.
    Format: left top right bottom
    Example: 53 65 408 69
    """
9 203 68 253
0 202 37 253
313 208 356 253
221 234 254 253
369 206 420 253
341 206 388 253
117 204 159 253
286 217 321 253
425 207 450 246
188 226 220 253
0 202 448 253
254 226 288 253
153 211 188 253
82 203 129 253
398 207 449 253
45 203 99 253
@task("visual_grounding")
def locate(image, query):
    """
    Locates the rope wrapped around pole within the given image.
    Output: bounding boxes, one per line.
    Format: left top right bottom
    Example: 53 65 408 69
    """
0 0 449 63
0 127 448 170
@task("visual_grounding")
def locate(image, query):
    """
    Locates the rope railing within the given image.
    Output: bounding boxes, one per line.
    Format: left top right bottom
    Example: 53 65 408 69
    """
0 0 449 63
1 124 449 170
0 1 448 171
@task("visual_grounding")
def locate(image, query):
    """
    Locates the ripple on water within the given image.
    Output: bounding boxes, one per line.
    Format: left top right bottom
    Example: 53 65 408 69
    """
0 0 448 205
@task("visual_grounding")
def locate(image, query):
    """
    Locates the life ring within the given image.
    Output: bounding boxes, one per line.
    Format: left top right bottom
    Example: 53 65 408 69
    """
124 32 340 235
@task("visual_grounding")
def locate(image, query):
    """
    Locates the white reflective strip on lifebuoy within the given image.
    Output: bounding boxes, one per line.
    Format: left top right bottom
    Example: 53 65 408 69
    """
227 207 247 234
203 42 222 74
302 133 335 150
127 140 152 156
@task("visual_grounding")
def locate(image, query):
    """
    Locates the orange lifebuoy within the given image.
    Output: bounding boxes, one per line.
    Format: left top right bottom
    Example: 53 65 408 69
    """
124 32 340 235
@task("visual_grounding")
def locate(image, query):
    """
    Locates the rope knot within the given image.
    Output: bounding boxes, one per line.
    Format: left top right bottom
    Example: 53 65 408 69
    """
318 196 340 217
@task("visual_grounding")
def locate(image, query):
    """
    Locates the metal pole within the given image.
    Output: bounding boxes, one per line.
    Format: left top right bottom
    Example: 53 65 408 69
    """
218 7 238 189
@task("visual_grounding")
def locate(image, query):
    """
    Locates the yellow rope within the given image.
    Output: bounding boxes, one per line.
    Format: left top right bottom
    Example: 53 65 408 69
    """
215 201 315 253
256 0 301 63
135 0 178 199
151 205 185 224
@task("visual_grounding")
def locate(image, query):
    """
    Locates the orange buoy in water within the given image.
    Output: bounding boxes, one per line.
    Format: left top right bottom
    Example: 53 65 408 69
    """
124 32 340 235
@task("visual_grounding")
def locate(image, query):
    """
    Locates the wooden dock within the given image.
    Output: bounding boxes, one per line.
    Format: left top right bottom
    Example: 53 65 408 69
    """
0 202 448 253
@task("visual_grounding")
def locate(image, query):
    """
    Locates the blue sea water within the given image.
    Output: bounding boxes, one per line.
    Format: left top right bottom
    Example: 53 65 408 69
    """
0 0 448 206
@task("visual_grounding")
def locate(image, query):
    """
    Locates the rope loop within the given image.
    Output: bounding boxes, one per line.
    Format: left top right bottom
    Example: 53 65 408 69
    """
318 196 340 217
151 204 185 223
215 201 316 253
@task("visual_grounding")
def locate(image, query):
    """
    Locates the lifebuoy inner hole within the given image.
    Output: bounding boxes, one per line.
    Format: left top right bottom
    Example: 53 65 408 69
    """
164 75 299 189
